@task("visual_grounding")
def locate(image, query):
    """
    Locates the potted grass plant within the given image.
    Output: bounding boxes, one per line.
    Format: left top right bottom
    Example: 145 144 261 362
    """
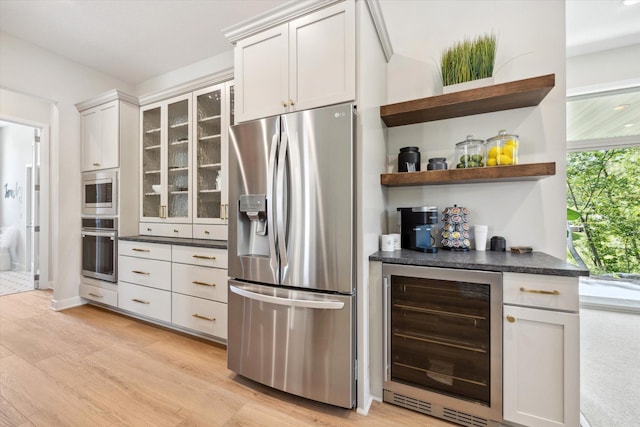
441 33 497 93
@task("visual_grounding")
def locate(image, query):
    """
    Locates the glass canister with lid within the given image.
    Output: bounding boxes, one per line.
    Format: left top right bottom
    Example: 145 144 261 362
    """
485 130 519 166
455 135 485 168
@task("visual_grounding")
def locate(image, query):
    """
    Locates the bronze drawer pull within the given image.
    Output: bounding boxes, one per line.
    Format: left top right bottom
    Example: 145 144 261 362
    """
132 270 150 275
192 313 215 321
132 248 150 252
192 255 216 260
88 293 103 298
519 287 560 295
192 280 216 287
506 315 516 323
132 298 150 304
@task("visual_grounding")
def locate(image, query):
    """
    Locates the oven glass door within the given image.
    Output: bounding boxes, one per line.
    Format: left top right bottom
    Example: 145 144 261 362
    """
82 231 117 282
84 178 113 208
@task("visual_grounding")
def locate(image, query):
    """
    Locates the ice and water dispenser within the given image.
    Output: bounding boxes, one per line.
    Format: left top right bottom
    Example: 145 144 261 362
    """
236 194 270 256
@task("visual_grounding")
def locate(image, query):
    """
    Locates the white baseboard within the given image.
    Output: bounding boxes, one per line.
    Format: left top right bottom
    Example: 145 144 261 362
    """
356 395 374 416
50 296 85 311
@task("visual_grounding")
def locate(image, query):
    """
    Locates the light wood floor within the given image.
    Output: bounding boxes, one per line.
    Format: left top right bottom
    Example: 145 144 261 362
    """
0 290 453 427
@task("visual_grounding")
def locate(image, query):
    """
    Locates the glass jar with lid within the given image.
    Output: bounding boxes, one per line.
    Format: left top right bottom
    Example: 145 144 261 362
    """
455 135 485 168
485 130 519 166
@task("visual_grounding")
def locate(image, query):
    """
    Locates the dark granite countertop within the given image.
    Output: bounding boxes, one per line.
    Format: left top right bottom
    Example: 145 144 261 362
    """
119 235 227 249
370 249 589 277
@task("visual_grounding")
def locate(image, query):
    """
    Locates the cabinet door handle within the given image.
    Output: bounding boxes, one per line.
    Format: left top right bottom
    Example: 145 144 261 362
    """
132 270 150 275
147 227 152 232
506 315 516 323
192 255 216 260
519 287 560 295
192 280 216 287
132 298 150 304
93 162 100 167
174 229 179 233
204 230 210 235
289 99 295 106
132 248 150 253
88 293 103 298
192 313 215 321
281 100 288 108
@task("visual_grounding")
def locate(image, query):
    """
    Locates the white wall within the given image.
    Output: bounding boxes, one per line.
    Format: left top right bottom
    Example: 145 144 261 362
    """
380 0 567 258
0 123 34 270
567 43 640 94
0 31 135 307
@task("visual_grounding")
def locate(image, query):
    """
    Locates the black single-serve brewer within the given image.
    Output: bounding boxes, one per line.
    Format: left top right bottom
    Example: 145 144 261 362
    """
397 207 438 253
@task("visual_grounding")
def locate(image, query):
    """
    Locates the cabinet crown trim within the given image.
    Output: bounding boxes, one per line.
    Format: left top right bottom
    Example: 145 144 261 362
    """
75 89 139 112
223 0 343 43
138 69 233 106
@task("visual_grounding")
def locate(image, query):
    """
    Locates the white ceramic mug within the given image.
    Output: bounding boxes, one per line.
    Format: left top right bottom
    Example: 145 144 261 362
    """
380 234 395 252
389 233 401 250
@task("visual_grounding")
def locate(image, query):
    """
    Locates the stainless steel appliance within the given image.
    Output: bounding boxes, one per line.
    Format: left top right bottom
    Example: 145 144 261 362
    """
82 170 117 216
227 102 356 409
81 217 117 282
383 264 503 427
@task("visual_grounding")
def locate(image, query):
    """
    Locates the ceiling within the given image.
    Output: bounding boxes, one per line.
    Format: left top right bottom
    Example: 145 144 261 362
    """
1 0 639 142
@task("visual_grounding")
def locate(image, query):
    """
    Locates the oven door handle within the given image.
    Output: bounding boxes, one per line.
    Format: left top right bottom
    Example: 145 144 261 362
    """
230 285 344 310
82 231 117 239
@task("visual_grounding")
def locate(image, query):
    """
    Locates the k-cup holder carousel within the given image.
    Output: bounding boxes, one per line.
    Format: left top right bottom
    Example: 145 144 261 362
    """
441 205 471 251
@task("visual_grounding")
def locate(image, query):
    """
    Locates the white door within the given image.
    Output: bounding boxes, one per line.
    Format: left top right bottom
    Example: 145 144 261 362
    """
81 107 100 171
503 305 580 427
235 23 289 122
288 0 355 112
99 101 119 170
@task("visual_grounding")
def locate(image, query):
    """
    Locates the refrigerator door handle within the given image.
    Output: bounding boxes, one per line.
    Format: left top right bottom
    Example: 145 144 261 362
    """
230 285 345 310
267 131 279 276
276 123 289 279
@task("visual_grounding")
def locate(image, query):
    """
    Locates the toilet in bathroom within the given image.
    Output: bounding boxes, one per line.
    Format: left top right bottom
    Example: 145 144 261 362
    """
0 226 18 271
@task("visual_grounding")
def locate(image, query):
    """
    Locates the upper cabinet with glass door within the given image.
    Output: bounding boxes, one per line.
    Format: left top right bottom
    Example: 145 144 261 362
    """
140 93 192 225
192 81 234 240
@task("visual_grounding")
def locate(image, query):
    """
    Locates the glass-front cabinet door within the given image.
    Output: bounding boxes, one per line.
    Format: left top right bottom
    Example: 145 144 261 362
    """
192 81 233 236
140 93 192 223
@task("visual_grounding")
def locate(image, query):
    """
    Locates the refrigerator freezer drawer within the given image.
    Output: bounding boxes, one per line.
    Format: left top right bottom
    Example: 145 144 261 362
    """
227 280 355 408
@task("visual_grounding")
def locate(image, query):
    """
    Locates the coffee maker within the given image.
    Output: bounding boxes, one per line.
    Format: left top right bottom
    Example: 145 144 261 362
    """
397 207 438 253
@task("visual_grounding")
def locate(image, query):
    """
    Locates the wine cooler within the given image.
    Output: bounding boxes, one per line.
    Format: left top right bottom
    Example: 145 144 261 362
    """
383 264 503 427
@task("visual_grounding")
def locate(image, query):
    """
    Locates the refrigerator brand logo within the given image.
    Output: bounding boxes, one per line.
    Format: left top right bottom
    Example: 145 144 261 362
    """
334 112 346 118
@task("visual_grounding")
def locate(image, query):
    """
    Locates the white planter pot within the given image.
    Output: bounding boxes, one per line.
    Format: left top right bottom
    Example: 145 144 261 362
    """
443 77 494 94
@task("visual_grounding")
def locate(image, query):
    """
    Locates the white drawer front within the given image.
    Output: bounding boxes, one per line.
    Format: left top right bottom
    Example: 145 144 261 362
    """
80 283 118 307
193 224 227 240
172 245 227 269
139 222 193 239
503 273 579 312
119 240 171 261
172 263 228 302
171 293 227 339
118 256 171 291
118 282 171 323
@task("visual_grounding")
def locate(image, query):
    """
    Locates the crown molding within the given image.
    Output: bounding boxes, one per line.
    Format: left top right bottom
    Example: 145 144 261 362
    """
223 0 341 44
364 0 393 63
138 68 234 106
75 89 139 112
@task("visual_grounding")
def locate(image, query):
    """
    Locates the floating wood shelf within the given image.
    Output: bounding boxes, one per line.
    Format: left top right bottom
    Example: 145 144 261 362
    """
380 162 556 187
380 74 555 127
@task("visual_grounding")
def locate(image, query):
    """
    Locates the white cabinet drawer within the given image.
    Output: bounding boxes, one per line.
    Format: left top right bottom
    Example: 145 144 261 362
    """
139 222 193 239
172 245 227 269
172 293 227 339
118 256 171 291
80 283 118 307
119 240 171 261
193 224 227 240
503 273 579 312
172 263 228 302
118 281 171 323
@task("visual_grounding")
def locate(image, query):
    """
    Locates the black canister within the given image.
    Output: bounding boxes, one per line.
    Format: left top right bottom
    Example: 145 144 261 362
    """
490 236 506 251
398 147 420 172
427 157 448 170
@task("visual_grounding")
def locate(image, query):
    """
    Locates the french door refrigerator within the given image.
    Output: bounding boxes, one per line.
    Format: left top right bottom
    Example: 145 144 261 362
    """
227 102 356 409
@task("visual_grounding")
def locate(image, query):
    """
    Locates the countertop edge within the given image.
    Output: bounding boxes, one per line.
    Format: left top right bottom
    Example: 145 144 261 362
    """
119 235 228 249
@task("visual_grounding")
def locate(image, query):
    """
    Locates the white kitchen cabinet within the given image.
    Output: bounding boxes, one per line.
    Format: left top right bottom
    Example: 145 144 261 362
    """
233 0 355 122
503 273 580 427
81 100 119 171
140 93 193 225
118 281 172 323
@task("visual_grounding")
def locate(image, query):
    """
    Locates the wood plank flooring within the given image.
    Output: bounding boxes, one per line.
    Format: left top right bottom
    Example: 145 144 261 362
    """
0 290 453 427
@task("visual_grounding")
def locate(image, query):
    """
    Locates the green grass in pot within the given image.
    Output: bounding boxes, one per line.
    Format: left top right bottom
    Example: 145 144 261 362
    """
441 34 496 87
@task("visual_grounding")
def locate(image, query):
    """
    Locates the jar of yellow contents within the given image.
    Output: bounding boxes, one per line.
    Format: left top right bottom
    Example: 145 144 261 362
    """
484 130 519 166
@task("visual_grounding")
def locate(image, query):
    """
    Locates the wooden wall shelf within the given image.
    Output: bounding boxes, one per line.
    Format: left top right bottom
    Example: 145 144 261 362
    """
380 74 555 127
380 162 556 187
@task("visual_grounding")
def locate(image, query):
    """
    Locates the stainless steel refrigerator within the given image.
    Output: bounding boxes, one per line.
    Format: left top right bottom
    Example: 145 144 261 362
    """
227 102 356 409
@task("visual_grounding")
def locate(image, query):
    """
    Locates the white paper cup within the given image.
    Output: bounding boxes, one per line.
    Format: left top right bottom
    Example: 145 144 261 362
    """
380 234 395 251
474 225 488 251
389 233 401 250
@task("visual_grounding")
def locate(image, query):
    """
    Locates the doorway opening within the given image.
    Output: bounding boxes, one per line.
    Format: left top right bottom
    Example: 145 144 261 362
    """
0 120 41 296
566 87 640 427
